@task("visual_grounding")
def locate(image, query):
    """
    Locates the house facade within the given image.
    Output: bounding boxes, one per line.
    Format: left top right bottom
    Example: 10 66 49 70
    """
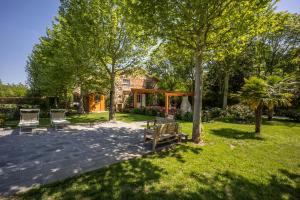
115 74 158 111
73 74 158 113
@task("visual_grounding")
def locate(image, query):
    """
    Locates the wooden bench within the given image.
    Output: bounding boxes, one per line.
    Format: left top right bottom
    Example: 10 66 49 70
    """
144 122 181 150
146 116 175 130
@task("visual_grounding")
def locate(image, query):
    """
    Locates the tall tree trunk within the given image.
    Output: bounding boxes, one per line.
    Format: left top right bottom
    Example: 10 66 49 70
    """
64 89 68 109
192 50 203 143
78 87 84 114
54 96 58 108
255 104 263 134
109 65 116 121
222 70 229 109
267 107 274 121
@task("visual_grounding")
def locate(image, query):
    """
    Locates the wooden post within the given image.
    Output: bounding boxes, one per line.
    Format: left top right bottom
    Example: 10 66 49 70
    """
165 93 169 116
133 92 137 108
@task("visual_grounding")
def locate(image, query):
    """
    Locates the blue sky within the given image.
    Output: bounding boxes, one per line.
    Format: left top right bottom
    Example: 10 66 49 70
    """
0 0 299 85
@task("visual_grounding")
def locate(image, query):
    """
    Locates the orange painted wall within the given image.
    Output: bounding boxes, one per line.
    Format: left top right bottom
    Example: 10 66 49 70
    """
88 93 105 112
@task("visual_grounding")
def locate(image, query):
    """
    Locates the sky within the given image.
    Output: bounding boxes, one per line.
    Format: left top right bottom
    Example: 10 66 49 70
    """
0 0 299 85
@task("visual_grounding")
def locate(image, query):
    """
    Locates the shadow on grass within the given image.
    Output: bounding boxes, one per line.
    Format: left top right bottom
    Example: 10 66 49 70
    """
16 147 299 200
155 144 202 163
210 128 263 140
18 158 166 200
184 169 299 200
262 118 300 127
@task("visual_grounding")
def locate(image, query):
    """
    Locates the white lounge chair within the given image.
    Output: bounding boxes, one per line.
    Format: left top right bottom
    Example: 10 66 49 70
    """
50 109 70 131
19 109 40 134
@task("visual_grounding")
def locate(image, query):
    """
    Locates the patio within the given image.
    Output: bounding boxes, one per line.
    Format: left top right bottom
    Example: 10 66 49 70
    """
0 121 150 196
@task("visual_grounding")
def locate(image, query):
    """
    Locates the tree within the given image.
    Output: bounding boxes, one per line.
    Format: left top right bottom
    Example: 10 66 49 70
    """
27 0 110 111
127 0 274 143
147 41 194 92
0 81 28 97
240 76 293 134
87 0 149 120
26 26 75 103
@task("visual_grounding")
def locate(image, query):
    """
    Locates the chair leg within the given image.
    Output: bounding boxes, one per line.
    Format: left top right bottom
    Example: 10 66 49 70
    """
143 132 147 143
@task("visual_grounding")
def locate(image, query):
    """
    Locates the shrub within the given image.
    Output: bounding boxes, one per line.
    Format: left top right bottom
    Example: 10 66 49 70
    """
182 112 193 122
0 113 5 127
284 109 300 122
130 107 164 117
174 111 182 120
122 108 131 113
148 108 158 116
224 104 254 123
132 108 142 114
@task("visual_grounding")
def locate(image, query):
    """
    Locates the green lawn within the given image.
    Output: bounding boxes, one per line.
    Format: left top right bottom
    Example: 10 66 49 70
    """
3 112 155 128
13 116 299 200
68 112 155 123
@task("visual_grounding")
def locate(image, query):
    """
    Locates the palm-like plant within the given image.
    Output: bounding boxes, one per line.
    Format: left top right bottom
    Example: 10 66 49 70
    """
240 76 293 134
265 76 294 120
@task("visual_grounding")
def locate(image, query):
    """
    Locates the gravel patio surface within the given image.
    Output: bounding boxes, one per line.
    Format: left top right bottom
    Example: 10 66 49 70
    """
0 121 150 196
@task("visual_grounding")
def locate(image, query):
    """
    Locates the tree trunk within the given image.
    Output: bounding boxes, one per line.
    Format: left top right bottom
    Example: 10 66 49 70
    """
109 66 116 121
192 50 203 143
267 107 274 121
255 104 263 134
54 97 58 108
78 87 85 114
64 90 68 109
222 70 229 109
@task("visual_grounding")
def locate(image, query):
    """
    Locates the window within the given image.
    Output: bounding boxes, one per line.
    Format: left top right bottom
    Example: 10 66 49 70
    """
122 79 130 86
137 94 141 103
95 94 100 103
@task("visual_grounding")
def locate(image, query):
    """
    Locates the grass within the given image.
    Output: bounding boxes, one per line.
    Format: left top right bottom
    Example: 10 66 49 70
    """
11 116 300 200
68 112 155 123
3 112 155 128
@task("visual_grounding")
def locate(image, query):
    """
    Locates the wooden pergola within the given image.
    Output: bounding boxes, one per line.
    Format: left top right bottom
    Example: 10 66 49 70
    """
131 88 194 115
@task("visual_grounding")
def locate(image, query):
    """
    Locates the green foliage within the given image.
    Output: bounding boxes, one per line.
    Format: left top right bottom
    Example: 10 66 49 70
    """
147 42 194 92
0 113 5 127
223 104 255 123
181 112 193 122
277 109 300 122
240 76 268 110
131 107 164 117
241 76 294 110
0 81 28 97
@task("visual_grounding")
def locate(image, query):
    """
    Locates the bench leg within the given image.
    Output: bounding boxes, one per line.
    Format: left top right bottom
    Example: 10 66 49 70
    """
144 132 147 143
152 139 157 151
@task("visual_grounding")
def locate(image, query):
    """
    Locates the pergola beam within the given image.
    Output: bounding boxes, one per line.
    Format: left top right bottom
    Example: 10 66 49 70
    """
131 88 194 115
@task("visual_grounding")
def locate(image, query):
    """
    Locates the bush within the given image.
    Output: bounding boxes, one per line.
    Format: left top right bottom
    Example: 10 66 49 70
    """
132 108 142 114
0 104 43 120
129 107 164 117
0 113 5 127
182 112 193 122
174 111 182 120
122 108 131 113
284 109 300 122
224 104 254 123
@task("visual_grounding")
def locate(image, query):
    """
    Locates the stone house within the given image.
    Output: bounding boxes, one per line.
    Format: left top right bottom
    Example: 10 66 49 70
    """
115 74 158 111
